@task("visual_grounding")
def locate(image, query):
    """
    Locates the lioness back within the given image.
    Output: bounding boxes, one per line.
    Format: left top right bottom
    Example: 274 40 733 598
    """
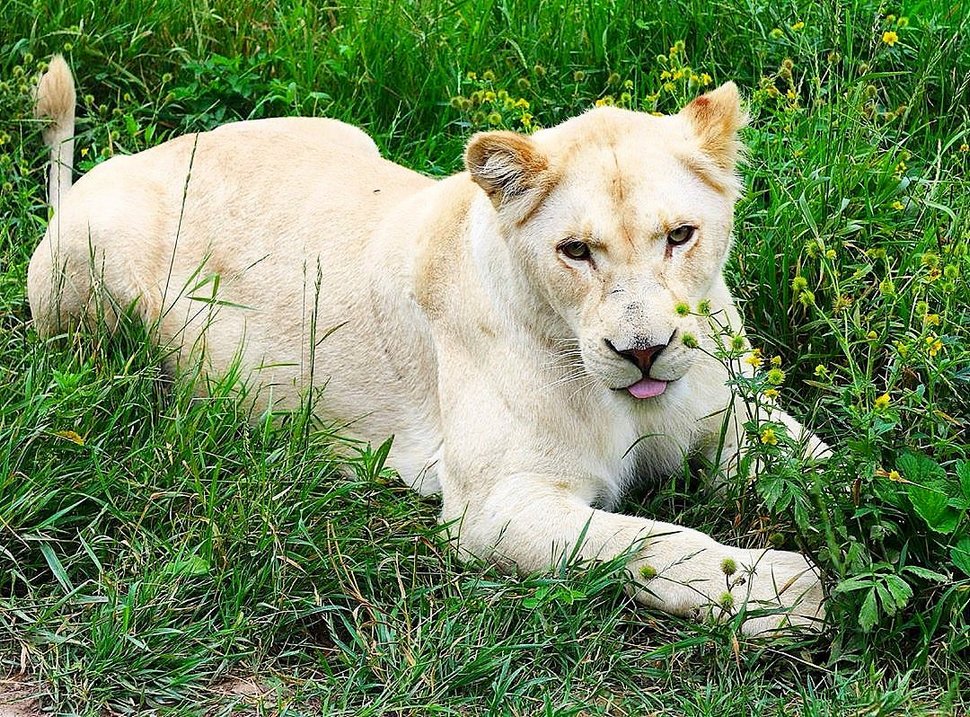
28 116 449 489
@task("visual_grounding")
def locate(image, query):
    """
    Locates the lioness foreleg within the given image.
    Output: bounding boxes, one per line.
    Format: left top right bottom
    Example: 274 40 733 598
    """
443 478 824 635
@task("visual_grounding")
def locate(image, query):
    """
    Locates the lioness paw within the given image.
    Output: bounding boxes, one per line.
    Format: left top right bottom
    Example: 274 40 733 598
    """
733 549 826 636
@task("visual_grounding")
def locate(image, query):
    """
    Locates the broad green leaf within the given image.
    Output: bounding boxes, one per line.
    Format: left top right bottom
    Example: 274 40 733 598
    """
859 588 879 632
957 461 970 501
903 566 949 583
882 574 913 611
951 538 970 578
875 582 895 615
833 576 874 594
162 556 210 577
898 452 946 484
907 484 960 534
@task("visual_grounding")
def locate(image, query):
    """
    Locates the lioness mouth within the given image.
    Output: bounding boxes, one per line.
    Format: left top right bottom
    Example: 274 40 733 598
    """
625 377 668 399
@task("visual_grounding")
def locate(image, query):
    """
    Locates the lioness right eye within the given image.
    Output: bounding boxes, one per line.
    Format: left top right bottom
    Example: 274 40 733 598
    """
667 225 696 246
559 240 592 261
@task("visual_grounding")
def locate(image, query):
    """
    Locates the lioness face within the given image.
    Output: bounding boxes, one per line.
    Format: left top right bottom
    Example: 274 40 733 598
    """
466 83 746 400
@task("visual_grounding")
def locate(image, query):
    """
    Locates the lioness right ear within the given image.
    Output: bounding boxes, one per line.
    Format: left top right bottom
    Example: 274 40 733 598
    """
679 81 748 171
464 131 550 214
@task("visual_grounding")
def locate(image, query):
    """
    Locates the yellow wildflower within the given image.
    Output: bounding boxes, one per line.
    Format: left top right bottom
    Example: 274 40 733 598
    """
874 393 890 410
960 143 969 153
891 200 905 211
888 470 902 481
764 388 780 400
760 428 778 445
882 30 899 46
924 313 940 327
926 336 943 357
791 21 805 31
53 429 85 445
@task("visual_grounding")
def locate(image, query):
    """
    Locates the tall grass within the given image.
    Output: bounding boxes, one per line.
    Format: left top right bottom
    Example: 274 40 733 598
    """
1 0 968 713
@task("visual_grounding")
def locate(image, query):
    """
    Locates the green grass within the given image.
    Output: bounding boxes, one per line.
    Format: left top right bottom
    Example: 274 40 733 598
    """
2 0 969 714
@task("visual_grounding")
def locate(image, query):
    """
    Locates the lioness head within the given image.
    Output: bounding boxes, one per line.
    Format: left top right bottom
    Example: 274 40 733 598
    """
465 82 746 400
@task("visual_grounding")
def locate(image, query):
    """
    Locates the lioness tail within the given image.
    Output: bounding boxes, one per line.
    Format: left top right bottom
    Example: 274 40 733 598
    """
34 54 76 211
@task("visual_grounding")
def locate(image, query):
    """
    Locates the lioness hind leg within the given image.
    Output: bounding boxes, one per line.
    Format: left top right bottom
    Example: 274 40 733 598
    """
27 220 158 338
28 229 106 337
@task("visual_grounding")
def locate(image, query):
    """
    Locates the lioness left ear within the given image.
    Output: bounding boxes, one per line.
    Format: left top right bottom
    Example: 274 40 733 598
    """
465 131 550 214
679 81 748 170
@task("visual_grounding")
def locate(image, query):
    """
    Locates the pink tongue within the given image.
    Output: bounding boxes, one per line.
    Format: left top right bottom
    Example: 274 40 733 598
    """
627 377 668 399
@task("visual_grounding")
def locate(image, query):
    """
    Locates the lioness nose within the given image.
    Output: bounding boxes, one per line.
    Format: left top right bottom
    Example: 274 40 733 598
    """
605 339 667 374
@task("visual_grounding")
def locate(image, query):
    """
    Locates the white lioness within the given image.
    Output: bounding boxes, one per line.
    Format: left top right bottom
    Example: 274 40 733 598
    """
30 57 828 634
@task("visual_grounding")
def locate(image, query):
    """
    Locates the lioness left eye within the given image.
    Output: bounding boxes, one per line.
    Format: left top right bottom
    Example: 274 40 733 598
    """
667 225 696 246
558 240 592 261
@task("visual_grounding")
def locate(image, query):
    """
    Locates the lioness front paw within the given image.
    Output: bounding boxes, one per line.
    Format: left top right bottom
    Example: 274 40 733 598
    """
730 549 825 636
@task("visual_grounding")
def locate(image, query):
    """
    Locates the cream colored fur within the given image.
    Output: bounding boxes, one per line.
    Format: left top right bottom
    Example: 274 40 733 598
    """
29 57 829 635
